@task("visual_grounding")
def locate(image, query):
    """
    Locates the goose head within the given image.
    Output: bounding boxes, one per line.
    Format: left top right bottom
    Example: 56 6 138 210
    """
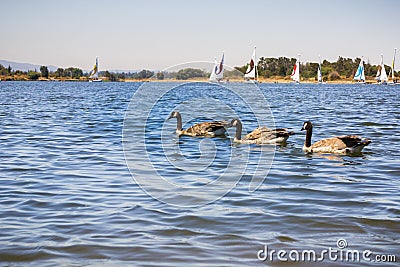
301 121 313 131
168 111 180 120
230 118 242 128
168 111 183 132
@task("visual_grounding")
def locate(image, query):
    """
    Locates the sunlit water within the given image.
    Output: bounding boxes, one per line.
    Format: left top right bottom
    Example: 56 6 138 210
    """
0 81 399 266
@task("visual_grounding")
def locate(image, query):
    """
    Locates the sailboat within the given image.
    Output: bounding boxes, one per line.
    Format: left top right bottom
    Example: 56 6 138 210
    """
209 52 224 83
353 57 366 84
376 54 388 85
388 48 397 85
317 55 326 84
244 46 258 83
291 54 300 83
89 57 102 82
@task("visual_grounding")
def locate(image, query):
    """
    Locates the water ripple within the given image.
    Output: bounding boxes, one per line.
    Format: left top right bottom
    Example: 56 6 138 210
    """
0 82 399 266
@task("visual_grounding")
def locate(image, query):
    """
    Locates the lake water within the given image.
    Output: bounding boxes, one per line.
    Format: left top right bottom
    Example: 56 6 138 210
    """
0 81 399 266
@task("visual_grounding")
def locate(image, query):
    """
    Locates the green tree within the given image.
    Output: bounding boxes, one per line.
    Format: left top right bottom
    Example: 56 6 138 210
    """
136 69 154 79
109 73 117 81
64 67 83 79
256 57 296 78
328 71 341 81
40 66 49 78
104 71 118 81
175 68 207 80
156 71 164 80
104 70 111 79
55 68 64 78
27 70 40 80
117 73 125 81
0 64 7 75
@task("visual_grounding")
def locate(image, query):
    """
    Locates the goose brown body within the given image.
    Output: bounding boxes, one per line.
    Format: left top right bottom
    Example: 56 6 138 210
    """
169 111 228 137
301 121 371 154
231 119 294 144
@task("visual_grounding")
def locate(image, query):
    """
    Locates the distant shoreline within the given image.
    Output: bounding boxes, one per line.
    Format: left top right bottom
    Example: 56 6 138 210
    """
0 76 388 85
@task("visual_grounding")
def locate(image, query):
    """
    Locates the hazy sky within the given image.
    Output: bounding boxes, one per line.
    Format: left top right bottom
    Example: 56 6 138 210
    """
2 0 400 71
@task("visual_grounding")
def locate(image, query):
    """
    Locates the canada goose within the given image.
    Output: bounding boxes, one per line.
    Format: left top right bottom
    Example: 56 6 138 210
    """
301 121 371 154
230 118 294 144
168 111 228 137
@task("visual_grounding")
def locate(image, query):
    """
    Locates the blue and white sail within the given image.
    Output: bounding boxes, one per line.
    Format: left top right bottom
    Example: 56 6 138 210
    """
354 58 365 82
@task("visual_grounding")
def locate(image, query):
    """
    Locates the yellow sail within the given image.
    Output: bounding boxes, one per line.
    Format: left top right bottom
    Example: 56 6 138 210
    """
89 57 102 82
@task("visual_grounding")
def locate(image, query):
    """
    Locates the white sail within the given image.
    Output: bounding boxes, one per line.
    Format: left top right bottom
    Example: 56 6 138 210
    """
209 52 224 82
354 58 365 82
209 58 218 82
380 65 388 82
317 68 322 82
375 66 381 80
376 55 388 83
317 55 322 83
291 55 300 83
244 46 257 81
390 48 397 82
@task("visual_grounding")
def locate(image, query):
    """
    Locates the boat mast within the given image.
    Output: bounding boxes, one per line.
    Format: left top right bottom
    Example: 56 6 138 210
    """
392 48 397 81
360 56 365 82
254 46 258 81
318 55 322 82
297 54 301 82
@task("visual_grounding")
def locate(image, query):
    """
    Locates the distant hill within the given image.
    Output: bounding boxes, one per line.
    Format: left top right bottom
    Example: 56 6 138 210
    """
0 60 59 72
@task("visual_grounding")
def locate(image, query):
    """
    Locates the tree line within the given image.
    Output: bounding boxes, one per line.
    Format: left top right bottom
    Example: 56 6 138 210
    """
0 65 85 80
0 64 158 81
238 56 399 81
1 56 398 81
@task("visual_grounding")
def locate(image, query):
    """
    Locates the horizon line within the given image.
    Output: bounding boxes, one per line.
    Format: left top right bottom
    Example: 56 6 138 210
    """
0 54 397 73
